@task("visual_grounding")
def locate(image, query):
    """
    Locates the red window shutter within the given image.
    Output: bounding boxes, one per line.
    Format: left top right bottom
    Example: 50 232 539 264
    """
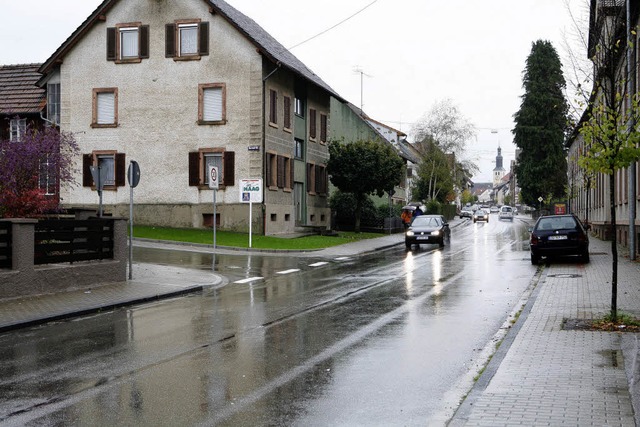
188 152 200 186
140 25 150 59
309 109 317 139
320 114 327 142
198 22 209 55
269 90 277 124
289 159 294 190
277 155 285 188
223 151 235 186
283 96 291 129
115 153 126 187
306 164 312 193
83 154 94 187
107 27 117 61
265 153 272 186
165 24 176 58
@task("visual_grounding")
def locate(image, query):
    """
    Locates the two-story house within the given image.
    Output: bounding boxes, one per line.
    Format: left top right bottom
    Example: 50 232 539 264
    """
37 0 343 235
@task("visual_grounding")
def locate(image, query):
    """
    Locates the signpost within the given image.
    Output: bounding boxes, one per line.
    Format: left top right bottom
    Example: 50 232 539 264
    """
127 161 140 280
208 166 219 270
89 165 109 217
239 179 263 248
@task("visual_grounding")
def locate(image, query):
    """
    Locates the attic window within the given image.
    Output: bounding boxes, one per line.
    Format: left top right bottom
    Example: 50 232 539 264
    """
107 23 149 63
166 20 209 60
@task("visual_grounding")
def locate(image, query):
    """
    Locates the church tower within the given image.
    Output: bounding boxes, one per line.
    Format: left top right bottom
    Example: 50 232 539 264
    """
493 145 506 187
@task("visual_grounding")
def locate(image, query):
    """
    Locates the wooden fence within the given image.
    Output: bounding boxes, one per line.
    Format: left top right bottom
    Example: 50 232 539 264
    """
0 221 11 269
34 219 114 265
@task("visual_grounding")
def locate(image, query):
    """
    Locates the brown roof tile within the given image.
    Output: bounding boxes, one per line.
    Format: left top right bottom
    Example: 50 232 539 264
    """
0 64 45 116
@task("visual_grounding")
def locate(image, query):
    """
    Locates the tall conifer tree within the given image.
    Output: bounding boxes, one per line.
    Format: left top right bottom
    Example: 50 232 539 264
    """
513 40 569 207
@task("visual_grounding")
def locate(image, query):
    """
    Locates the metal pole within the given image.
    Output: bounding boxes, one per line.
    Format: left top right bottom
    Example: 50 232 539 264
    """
627 0 637 259
213 190 217 271
129 183 133 280
249 201 253 248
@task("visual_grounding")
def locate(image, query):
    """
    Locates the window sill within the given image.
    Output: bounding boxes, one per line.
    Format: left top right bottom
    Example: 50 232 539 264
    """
309 137 317 143
268 122 278 129
91 123 118 128
198 120 227 126
198 185 227 190
115 58 142 64
283 127 292 134
173 55 201 61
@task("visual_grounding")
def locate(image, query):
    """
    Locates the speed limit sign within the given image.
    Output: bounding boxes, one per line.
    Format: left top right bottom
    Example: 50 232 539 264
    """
208 165 219 190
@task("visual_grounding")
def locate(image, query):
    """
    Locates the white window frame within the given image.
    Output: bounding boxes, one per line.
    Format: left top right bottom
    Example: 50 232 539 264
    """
9 118 26 141
202 151 223 186
179 23 198 56
119 26 139 59
97 153 116 187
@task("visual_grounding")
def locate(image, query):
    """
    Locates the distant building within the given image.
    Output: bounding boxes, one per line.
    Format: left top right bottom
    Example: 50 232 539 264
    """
492 145 506 187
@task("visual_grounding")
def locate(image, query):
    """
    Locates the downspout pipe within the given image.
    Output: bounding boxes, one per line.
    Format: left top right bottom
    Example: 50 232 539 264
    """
261 62 282 235
627 0 637 260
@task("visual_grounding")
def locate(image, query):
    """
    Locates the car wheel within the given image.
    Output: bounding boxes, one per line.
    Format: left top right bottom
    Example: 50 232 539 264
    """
405 242 412 250
531 253 538 265
439 238 445 247
473 219 476 223
582 251 590 263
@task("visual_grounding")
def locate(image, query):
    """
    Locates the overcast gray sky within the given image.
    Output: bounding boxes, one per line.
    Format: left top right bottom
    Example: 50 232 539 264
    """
0 0 587 182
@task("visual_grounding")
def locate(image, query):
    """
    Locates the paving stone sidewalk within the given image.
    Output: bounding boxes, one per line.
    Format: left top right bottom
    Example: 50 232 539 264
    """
450 237 640 426
0 263 224 333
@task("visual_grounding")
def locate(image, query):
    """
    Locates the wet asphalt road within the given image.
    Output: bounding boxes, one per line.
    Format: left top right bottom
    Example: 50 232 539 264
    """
0 216 537 426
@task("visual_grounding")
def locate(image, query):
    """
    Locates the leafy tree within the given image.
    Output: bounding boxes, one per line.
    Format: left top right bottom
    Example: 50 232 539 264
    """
578 3 640 322
0 123 79 218
412 99 478 202
460 189 475 205
327 139 404 232
513 40 569 207
411 139 453 203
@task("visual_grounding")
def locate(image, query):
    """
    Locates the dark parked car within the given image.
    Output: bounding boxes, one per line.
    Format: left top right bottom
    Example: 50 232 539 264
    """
529 214 589 265
406 215 448 249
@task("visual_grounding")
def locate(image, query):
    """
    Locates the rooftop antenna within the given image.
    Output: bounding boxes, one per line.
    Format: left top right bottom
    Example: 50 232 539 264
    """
353 66 372 115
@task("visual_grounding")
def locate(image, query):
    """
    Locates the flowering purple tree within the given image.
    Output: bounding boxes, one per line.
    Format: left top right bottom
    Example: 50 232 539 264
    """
0 122 79 217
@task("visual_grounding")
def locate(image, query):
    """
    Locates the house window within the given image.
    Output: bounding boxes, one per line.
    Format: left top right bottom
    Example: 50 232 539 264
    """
294 138 304 159
92 88 118 128
166 20 209 59
47 83 61 124
320 113 327 143
269 89 277 125
198 83 226 124
82 151 126 189
9 118 26 141
283 96 291 130
39 154 56 195
294 97 304 117
106 24 149 62
266 153 292 190
189 149 235 188
309 108 317 140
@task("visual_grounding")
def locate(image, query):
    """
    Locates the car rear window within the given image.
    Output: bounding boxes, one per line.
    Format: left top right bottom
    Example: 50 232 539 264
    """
537 217 577 231
502 207 512 212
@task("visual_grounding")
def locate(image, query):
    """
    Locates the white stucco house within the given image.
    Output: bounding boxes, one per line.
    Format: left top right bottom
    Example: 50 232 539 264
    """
37 0 344 235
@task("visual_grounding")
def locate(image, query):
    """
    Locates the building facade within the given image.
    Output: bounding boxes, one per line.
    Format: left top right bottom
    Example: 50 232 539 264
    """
37 0 343 235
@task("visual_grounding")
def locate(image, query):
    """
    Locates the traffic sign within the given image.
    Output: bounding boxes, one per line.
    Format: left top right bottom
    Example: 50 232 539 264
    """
239 179 263 203
208 165 219 190
128 160 140 188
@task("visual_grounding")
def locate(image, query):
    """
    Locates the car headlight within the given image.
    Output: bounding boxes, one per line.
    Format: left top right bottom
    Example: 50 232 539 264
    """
432 230 440 236
406 231 414 237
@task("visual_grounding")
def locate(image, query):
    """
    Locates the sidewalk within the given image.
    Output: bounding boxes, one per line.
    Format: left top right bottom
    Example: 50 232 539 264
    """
449 236 640 426
0 263 224 333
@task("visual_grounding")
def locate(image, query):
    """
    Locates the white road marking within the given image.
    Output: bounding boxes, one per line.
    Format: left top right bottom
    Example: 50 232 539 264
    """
335 257 350 261
234 277 264 284
309 262 328 267
277 269 300 275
